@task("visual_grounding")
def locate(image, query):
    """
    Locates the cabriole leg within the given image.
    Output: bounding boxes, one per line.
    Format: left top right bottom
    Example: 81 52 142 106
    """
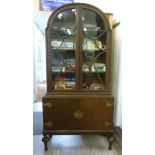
107 136 114 150
42 133 49 151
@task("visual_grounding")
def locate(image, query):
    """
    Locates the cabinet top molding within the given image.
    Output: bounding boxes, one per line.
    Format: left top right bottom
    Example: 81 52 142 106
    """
47 3 111 31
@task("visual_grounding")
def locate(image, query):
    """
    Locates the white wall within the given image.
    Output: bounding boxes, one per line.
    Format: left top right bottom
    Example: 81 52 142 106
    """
33 0 50 79
112 25 122 127
33 0 50 101
74 0 121 20
33 23 46 101
33 24 46 84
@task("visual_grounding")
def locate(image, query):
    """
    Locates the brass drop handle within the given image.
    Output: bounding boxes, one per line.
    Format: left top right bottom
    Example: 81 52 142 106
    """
44 102 53 108
104 121 112 127
105 102 113 108
74 110 84 119
44 121 52 127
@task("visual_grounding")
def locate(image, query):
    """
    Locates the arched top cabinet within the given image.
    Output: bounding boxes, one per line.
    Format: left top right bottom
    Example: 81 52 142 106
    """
42 3 114 151
45 3 113 94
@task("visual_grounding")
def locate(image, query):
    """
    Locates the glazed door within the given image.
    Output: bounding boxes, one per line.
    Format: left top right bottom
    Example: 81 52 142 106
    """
47 6 111 93
80 8 111 93
49 8 78 92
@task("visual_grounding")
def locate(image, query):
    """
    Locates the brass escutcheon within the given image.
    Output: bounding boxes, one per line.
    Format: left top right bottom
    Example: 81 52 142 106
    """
44 102 53 108
44 121 52 128
105 102 113 108
74 110 84 119
104 121 112 127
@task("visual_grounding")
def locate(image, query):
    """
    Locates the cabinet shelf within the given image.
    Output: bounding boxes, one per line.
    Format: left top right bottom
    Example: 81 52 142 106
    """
82 88 104 91
52 27 75 30
83 26 105 31
82 71 105 73
52 48 75 51
52 71 105 73
83 49 105 51
52 71 75 73
52 48 105 51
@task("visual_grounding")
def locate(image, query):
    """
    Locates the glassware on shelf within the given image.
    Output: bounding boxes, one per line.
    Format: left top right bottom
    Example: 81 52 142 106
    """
83 39 102 51
51 38 75 50
82 63 106 73
54 75 76 90
90 83 104 90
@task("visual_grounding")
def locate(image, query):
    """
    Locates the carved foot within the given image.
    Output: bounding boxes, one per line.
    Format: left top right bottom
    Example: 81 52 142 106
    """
107 136 114 150
42 133 49 151
48 134 52 138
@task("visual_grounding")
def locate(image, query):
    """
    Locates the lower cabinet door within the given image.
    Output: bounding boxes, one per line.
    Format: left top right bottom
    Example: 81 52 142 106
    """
43 98 78 130
78 98 114 130
43 97 114 131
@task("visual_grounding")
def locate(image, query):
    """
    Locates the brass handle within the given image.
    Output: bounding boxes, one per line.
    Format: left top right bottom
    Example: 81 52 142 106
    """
44 102 53 108
104 121 112 127
105 102 113 108
44 121 52 128
74 110 83 119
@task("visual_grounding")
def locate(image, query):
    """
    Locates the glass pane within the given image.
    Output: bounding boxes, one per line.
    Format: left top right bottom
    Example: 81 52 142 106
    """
81 9 107 91
51 9 76 91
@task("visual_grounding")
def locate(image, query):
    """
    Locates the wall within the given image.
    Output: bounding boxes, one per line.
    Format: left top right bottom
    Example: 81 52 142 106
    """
33 23 46 101
33 0 51 101
112 25 122 127
74 0 121 20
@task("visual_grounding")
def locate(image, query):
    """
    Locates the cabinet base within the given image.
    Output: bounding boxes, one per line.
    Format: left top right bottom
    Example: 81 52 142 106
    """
42 130 114 151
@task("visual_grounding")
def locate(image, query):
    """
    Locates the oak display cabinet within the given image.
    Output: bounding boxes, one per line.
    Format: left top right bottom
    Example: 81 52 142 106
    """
42 3 114 151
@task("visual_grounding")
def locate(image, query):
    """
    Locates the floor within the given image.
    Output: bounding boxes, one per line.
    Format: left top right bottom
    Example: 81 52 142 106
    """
33 101 42 112
33 102 122 155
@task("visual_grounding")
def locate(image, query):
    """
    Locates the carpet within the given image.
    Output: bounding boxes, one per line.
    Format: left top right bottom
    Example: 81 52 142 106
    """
33 112 43 135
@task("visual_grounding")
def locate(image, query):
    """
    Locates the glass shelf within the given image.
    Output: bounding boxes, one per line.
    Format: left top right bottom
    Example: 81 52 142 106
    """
51 48 75 50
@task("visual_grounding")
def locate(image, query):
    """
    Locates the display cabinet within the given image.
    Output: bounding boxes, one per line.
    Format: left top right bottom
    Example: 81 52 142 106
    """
42 3 114 151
